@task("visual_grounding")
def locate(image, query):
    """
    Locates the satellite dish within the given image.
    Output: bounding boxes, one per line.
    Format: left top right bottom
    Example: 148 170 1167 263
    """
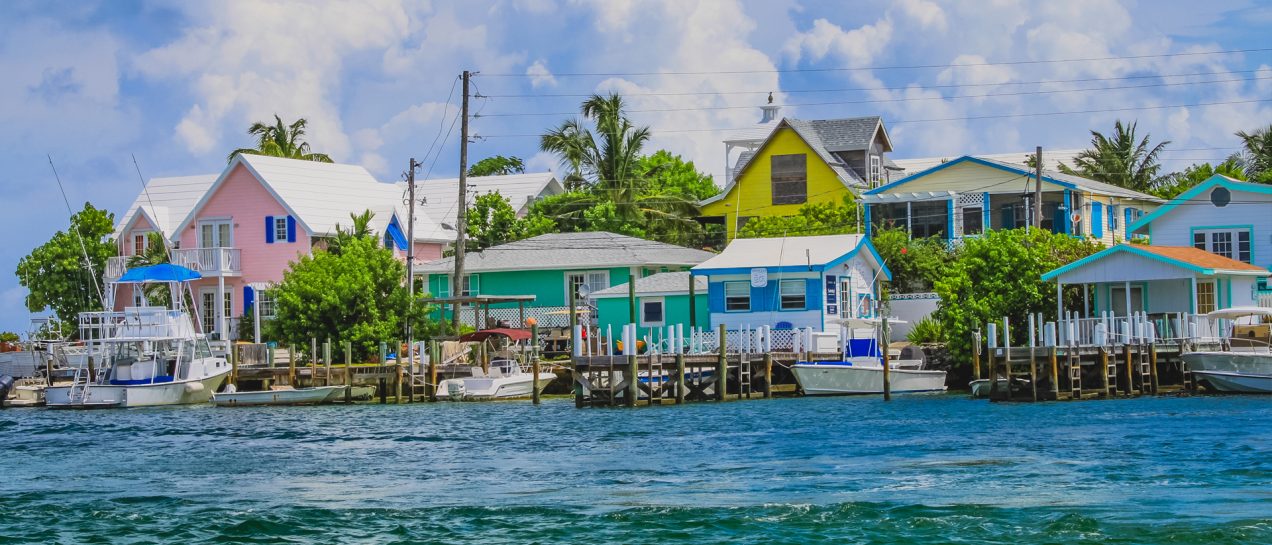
577 284 593 299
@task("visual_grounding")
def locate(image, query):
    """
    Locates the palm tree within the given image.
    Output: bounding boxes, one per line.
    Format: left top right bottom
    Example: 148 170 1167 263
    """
1059 120 1170 192
538 93 700 233
228 115 334 163
325 210 377 255
1236 124 1272 181
126 232 174 307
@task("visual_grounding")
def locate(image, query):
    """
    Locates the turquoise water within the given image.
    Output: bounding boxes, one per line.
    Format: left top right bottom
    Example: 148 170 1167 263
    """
2 395 1271 544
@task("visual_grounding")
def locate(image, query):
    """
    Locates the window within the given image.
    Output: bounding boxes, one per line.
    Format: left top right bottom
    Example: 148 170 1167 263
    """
779 279 806 310
1194 229 1252 263
1109 205 1118 231
274 217 288 243
199 290 232 335
839 278 854 319
133 233 149 256
910 200 948 239
132 286 147 308
724 281 750 312
640 297 665 326
462 275 479 297
257 290 276 319
770 154 807 205
566 270 609 300
1197 281 1216 314
962 206 983 235
199 220 232 248
869 155 882 186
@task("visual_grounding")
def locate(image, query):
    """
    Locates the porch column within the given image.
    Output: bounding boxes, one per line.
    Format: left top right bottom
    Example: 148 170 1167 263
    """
905 201 913 238
1056 282 1063 322
1124 281 1132 318
253 286 261 343
1190 276 1198 314
217 276 226 340
1083 284 1090 318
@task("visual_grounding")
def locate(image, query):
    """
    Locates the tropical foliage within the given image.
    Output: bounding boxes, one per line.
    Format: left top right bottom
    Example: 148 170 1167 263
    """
324 209 377 256
125 232 175 308
635 150 719 202
468 155 526 177
906 316 945 344
1151 157 1247 199
933 229 1102 366
15 203 116 327
228 115 333 163
738 195 859 239
870 227 953 294
1236 123 1272 182
1059 120 1169 192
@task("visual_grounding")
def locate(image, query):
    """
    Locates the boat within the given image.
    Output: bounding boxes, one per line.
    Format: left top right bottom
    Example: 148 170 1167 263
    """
212 385 346 407
45 265 233 409
792 320 947 396
436 358 553 400
969 377 1032 398
1181 307 1272 393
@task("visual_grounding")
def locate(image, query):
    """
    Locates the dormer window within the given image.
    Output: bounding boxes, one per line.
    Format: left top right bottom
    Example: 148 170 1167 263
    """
869 155 882 186
771 154 807 205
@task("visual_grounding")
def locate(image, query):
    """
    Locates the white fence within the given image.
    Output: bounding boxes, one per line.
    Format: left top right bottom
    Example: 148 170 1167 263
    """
456 305 577 329
984 311 1225 350
170 248 242 276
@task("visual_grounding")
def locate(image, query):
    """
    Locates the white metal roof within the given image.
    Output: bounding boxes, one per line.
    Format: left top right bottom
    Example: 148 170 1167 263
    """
692 234 867 270
415 232 716 274
401 172 563 230
591 271 707 298
889 150 1085 176
115 174 218 240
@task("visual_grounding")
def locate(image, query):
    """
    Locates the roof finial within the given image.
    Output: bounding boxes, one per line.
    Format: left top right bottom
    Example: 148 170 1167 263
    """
767 91 774 104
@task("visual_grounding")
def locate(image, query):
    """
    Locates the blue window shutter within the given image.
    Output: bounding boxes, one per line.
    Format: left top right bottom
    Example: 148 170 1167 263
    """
286 216 296 242
243 286 255 314
708 282 725 312
1001 205 1014 229
982 193 991 231
1052 206 1065 233
1124 208 1133 238
1091 202 1103 239
945 199 954 239
265 216 274 244
805 278 821 310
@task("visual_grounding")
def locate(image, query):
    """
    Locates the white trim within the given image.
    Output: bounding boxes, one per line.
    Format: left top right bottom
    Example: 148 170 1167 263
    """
565 270 610 301
197 219 234 248
639 296 666 327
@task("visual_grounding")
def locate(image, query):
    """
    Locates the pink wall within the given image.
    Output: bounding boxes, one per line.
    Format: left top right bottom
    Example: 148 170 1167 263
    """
121 214 155 256
413 242 444 263
179 163 311 320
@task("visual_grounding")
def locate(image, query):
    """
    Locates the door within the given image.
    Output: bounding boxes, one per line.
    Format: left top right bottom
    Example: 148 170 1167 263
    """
1110 285 1144 316
199 220 232 248
199 289 232 336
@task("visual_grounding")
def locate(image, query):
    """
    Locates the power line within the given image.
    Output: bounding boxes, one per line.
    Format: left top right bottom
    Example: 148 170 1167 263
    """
477 74 1272 118
479 47 1272 77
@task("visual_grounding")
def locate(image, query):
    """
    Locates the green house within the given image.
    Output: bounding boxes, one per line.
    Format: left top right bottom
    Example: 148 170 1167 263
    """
592 271 709 344
414 232 716 328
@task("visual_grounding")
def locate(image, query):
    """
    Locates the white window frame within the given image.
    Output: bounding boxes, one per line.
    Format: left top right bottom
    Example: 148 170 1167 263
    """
779 279 806 311
132 231 152 256
274 216 289 243
132 285 147 308
839 277 854 319
198 289 232 334
640 296 666 327
257 290 276 319
198 218 234 248
724 281 750 312
1196 280 1217 314
869 155 882 186
1193 228 1252 263
565 270 610 301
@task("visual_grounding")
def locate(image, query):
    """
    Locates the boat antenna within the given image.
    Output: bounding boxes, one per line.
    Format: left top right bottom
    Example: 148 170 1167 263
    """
48 154 103 306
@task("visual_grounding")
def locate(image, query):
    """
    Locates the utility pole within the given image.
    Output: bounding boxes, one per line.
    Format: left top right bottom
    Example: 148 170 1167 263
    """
1033 146 1043 230
406 157 421 351
452 70 471 335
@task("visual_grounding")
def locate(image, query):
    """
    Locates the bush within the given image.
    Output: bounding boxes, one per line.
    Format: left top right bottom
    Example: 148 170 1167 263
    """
906 316 945 344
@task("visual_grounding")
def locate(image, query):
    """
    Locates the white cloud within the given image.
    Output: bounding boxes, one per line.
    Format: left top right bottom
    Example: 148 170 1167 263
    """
896 0 947 32
526 59 557 88
783 17 893 67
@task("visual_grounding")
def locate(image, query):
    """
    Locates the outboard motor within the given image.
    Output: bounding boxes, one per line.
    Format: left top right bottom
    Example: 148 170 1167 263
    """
0 375 14 409
899 345 927 365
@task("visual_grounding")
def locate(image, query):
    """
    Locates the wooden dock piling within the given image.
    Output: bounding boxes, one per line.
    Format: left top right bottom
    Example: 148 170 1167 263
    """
715 324 727 402
675 353 686 404
531 324 541 406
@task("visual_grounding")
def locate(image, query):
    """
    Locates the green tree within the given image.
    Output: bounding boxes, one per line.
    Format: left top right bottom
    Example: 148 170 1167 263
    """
15 203 116 325
871 227 953 294
324 209 377 256
1059 120 1169 192
539 94 701 242
1236 123 1272 181
267 237 435 360
934 229 1102 366
467 155 526 177
228 115 333 163
467 192 523 250
1153 157 1247 199
125 232 175 308
738 195 859 239
635 150 719 202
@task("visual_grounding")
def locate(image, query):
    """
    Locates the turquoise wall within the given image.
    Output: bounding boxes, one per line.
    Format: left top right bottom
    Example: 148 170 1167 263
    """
426 266 692 309
595 293 709 344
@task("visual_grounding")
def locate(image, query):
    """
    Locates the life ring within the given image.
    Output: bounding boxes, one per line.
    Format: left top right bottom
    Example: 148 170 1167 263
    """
1070 213 1082 224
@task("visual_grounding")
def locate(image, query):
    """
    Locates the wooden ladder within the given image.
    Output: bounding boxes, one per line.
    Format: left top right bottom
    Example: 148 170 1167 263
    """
1137 345 1153 394
1067 351 1082 399
738 354 753 399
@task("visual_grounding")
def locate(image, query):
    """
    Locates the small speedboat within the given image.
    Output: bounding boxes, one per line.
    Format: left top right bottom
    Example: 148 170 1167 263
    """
212 385 345 406
1190 370 1272 393
792 320 947 396
1182 307 1272 394
436 359 553 401
969 378 1032 398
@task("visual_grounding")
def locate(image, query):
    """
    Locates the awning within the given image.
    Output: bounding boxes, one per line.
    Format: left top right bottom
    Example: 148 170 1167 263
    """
116 264 202 284
459 328 533 342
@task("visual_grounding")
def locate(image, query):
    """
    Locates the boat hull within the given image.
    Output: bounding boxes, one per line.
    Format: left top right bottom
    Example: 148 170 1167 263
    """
46 369 230 409
1183 351 1272 375
1191 370 1272 393
437 374 554 401
792 363 947 396
212 386 345 407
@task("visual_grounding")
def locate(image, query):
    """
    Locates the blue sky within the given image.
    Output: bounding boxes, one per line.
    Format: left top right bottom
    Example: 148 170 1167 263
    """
3 0 1272 334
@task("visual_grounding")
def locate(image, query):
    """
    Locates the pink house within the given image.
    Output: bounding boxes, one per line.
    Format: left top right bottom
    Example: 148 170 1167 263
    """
109 155 455 340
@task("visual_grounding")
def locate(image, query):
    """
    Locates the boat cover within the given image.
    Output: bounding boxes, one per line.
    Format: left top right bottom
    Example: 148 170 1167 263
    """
117 264 202 284
459 328 533 342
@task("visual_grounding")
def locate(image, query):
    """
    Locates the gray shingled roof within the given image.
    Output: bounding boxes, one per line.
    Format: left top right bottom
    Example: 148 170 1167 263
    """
976 157 1163 201
591 271 707 298
415 232 718 274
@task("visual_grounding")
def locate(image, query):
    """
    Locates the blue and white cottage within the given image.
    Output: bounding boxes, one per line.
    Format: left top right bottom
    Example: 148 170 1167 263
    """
690 234 891 333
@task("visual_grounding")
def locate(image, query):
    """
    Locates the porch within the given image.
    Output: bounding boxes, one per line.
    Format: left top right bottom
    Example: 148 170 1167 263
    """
862 190 1073 240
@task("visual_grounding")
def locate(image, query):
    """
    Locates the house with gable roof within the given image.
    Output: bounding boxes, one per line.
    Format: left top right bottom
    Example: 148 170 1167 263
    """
700 106 894 242
109 154 456 339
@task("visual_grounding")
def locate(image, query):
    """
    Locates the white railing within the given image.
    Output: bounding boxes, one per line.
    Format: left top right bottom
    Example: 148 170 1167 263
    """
456 305 576 329
984 311 1221 350
170 248 241 276
104 256 130 281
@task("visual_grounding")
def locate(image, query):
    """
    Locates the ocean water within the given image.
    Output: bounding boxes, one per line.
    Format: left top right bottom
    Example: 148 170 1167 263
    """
2 395 1270 544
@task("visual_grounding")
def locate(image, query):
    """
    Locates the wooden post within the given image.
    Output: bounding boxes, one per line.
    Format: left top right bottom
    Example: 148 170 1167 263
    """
288 344 297 386
428 340 438 402
881 317 891 402
531 324 541 405
45 354 54 387
344 341 353 403
987 343 998 398
972 331 982 381
626 353 638 408
309 338 317 388
323 339 332 387
1099 347 1111 396
688 274 697 330
230 345 238 387
628 273 638 325
480 342 489 376
1048 347 1059 400
87 355 95 384
378 377 387 404
763 352 773 399
395 364 403 404
1149 343 1160 395
379 342 387 364
1028 346 1037 402
716 324 727 401
675 352 686 404
1123 343 1134 395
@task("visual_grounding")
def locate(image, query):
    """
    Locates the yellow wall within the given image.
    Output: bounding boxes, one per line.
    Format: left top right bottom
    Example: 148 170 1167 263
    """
702 126 852 240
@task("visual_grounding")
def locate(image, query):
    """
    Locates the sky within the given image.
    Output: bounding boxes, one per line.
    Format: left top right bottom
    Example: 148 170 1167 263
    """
2 0 1272 334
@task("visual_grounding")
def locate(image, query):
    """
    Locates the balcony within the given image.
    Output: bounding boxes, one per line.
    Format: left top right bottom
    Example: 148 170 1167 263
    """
104 256 130 281
169 247 242 277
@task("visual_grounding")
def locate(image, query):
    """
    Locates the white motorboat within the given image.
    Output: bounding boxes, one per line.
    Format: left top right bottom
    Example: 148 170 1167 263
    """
969 377 1033 398
436 359 553 401
45 265 232 409
792 320 946 396
1181 307 1272 394
212 385 346 406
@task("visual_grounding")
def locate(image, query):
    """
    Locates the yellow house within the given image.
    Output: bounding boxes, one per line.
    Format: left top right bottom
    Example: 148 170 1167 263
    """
860 156 1162 246
700 116 893 241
